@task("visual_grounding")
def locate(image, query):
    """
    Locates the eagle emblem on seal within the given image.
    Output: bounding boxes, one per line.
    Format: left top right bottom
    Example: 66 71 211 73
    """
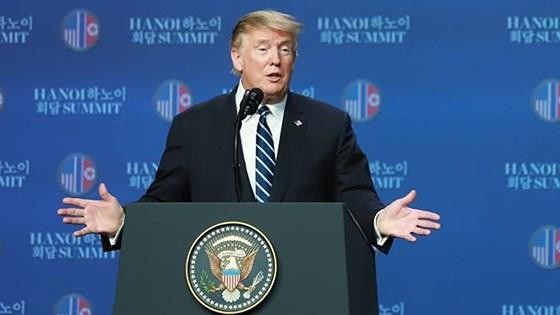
206 244 262 302
186 222 277 314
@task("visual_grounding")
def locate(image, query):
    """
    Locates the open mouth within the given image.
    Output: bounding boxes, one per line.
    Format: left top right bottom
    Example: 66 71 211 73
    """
266 73 282 81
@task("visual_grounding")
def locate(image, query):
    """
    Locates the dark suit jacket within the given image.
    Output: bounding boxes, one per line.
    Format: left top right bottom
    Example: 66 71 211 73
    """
103 90 393 253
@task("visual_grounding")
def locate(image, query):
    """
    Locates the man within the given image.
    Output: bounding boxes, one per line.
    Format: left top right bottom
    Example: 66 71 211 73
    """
58 10 440 252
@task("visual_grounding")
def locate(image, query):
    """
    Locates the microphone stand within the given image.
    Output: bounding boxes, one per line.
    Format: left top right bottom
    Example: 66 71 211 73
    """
232 88 263 202
233 107 245 202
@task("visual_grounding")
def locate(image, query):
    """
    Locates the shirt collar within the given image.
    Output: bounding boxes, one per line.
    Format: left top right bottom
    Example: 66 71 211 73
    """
235 81 287 118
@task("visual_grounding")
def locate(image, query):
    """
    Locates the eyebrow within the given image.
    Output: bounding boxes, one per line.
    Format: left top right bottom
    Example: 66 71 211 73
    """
254 39 293 46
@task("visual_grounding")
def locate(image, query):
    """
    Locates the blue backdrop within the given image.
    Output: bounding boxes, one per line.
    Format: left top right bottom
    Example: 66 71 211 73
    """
1 1 559 314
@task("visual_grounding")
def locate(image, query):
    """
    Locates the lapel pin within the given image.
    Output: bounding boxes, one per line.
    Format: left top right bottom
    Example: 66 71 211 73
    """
294 120 303 127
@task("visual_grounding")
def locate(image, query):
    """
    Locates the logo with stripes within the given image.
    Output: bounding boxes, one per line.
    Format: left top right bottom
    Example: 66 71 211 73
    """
341 79 381 122
59 153 96 196
54 293 92 315
0 88 4 112
62 9 99 51
154 80 192 122
529 226 560 269
533 79 560 122
222 268 241 292
186 221 277 314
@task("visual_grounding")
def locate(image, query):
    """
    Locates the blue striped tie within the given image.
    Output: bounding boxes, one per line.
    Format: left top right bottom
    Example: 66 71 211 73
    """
255 105 275 202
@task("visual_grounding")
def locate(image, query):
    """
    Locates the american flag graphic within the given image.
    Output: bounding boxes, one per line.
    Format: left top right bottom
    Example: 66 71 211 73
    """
533 80 560 122
222 268 241 292
155 81 192 121
342 80 380 122
55 294 92 315
60 154 96 195
530 226 560 269
63 10 99 50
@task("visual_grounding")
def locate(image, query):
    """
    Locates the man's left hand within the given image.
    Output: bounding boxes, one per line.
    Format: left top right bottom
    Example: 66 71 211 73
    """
377 190 441 242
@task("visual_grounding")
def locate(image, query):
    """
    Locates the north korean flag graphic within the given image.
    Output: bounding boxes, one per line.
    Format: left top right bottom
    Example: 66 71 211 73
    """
533 80 560 122
63 10 99 51
155 80 192 122
530 226 560 269
555 229 560 265
342 80 381 122
55 294 92 315
60 154 96 196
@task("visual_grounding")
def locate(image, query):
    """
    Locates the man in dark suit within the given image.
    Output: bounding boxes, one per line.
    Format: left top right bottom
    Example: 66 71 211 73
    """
58 10 440 252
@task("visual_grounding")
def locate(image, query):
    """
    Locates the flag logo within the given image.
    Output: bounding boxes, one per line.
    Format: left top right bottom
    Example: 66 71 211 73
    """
0 88 4 112
529 226 560 269
186 221 277 314
341 79 381 122
533 79 560 123
58 153 96 196
62 9 99 51
154 80 192 122
54 293 92 315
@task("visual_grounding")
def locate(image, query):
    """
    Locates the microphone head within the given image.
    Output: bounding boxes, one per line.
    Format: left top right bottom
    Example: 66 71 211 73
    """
245 88 264 115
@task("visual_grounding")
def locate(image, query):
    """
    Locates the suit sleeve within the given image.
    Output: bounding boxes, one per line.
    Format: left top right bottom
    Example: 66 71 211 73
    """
101 115 191 251
334 113 393 254
139 115 191 202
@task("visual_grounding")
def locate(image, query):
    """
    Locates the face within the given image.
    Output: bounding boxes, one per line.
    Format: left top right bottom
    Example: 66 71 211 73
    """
231 27 296 104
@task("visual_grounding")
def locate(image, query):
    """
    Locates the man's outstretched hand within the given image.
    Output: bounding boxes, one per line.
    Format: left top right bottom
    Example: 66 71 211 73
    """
377 190 441 242
57 183 124 238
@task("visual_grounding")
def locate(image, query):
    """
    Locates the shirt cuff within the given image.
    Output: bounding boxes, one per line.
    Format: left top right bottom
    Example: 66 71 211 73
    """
373 209 389 246
108 214 125 246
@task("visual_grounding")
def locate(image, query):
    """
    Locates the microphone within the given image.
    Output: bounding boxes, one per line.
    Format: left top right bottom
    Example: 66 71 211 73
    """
233 88 264 201
237 88 264 120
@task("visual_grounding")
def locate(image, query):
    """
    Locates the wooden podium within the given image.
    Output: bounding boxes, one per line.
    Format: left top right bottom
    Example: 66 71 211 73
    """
112 203 379 314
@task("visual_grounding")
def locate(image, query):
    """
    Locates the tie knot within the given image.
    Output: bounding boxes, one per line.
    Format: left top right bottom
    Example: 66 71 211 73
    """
258 105 271 117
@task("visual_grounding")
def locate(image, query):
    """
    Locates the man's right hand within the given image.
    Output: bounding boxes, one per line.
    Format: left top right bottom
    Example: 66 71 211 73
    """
57 183 124 238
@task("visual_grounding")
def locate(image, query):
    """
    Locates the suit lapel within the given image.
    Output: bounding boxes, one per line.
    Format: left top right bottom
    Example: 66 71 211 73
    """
214 90 255 202
270 93 307 201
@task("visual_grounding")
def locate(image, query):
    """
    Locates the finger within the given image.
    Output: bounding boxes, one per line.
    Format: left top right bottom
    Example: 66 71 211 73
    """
417 219 441 230
394 231 417 242
413 227 431 236
400 189 416 206
403 233 417 242
57 208 85 217
410 209 440 221
62 197 89 208
63 217 86 225
99 183 115 202
74 227 92 237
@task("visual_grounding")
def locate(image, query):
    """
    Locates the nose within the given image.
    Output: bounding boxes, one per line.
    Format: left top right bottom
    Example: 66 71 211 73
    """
269 47 281 65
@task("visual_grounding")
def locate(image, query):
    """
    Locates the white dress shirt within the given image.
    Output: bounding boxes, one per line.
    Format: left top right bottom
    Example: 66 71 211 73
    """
236 82 285 195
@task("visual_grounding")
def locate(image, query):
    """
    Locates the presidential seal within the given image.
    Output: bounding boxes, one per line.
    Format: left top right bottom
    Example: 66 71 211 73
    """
185 222 277 314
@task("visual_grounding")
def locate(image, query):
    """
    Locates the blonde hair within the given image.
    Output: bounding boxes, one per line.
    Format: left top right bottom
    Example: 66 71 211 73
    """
231 10 302 75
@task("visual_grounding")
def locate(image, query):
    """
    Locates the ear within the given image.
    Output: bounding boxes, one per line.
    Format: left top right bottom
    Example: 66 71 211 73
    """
291 54 296 71
230 47 243 73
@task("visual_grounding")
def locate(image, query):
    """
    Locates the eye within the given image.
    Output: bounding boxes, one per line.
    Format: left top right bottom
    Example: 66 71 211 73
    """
280 46 292 55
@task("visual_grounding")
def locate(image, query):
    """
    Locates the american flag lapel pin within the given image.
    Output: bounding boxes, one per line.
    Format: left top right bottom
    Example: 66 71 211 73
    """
294 120 303 127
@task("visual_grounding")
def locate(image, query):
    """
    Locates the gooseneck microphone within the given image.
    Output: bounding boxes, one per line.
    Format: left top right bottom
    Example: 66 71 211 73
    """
238 88 263 120
233 88 264 201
